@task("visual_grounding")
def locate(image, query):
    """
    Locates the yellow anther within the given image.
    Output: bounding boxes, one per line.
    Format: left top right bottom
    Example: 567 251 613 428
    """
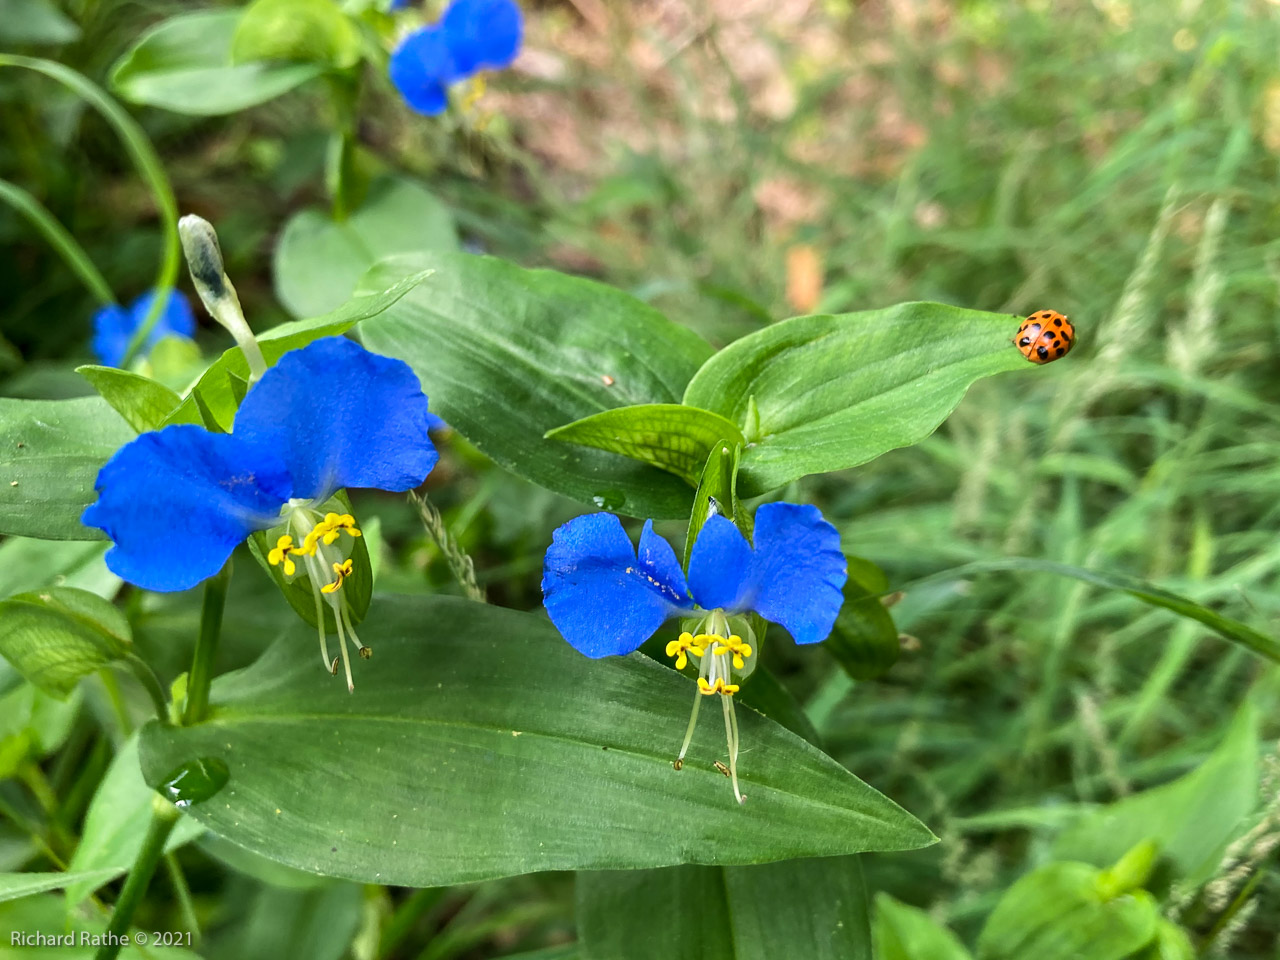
319 512 362 545
697 677 739 696
711 635 753 670
665 632 707 671
267 535 297 576
321 559 353 594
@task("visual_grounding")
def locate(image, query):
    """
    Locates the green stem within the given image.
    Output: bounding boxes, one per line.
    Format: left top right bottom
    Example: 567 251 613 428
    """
122 654 169 725
183 563 230 726
0 177 114 304
94 802 178 960
163 853 200 938
0 56 180 368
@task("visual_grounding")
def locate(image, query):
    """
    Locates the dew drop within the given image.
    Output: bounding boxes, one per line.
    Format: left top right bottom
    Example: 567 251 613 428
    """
157 757 230 809
591 490 626 510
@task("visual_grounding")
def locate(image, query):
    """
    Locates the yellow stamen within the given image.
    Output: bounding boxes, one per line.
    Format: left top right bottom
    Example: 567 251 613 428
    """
321 558 353 594
697 677 739 696
267 535 297 577
320 512 361 545
665 632 707 671
711 635 753 670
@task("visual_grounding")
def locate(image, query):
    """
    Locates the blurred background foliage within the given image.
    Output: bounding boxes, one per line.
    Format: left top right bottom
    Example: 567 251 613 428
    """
3 0 1280 956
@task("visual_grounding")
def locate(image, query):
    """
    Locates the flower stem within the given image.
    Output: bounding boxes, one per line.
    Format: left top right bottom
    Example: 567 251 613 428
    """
94 800 178 960
123 654 168 724
409 491 486 602
183 562 230 726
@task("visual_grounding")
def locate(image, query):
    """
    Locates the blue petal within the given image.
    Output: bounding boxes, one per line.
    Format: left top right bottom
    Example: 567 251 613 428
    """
91 304 132 367
390 25 458 115
232 336 438 502
687 515 753 612
442 0 522 74
389 0 411 8
130 289 196 342
744 503 847 645
82 425 292 592
542 513 692 658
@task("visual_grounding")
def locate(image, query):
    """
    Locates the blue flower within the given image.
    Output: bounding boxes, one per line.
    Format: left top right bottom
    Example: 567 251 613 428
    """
542 503 846 802
83 336 439 688
389 0 522 116
92 289 196 368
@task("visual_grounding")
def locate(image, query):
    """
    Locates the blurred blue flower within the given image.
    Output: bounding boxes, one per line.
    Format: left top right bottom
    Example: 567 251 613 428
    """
389 0 522 116
92 289 195 368
389 0 411 8
542 502 846 801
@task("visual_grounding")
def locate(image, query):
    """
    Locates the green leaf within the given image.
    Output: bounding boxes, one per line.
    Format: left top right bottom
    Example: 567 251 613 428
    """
0 0 78 46
0 869 123 903
0 538 117 599
1053 701 1258 886
359 253 715 519
681 440 749 566
76 365 182 433
0 587 131 698
975 862 1159 960
1131 921 1196 960
874 894 973 960
232 0 360 69
0 396 134 540
66 733 205 905
274 176 458 318
547 405 744 487
578 857 872 960
682 303 1029 496
110 10 325 116
915 558 1280 665
825 558 901 681
166 269 431 431
214 882 362 960
137 596 934 885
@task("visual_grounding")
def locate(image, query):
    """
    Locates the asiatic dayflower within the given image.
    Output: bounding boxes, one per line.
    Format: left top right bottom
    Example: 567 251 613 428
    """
389 0 523 116
82 335 438 690
92 290 196 368
542 503 847 803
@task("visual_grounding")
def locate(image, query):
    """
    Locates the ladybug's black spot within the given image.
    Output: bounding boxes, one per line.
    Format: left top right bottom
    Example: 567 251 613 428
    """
1037 346 1049 359
1053 317 1063 326
1040 312 1052 319
1045 331 1057 341
1056 346 1066 356
1019 337 1031 346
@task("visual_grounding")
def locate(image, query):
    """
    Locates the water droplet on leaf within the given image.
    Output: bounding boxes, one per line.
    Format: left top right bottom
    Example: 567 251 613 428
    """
591 490 626 510
157 757 229 808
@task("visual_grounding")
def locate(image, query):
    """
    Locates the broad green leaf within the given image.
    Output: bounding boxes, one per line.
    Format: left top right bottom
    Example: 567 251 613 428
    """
138 596 934 885
0 587 130 697
825 558 900 681
874 894 973 960
199 833 331 889
232 0 360 69
0 0 79 45
359 253 714 519
165 269 431 431
274 176 457 318
0 683 81 767
0 894 202 958
0 538 118 599
578 857 871 960
110 10 325 116
76 365 181 433
0 396 133 540
917 558 1280 665
975 861 1159 960
682 303 1029 496
0 869 122 904
1132 921 1195 960
1053 702 1258 886
505 948 580 960
66 733 205 905
546 405 744 486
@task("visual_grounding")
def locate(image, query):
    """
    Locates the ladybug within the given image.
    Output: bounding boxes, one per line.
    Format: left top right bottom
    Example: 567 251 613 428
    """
1014 310 1074 364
